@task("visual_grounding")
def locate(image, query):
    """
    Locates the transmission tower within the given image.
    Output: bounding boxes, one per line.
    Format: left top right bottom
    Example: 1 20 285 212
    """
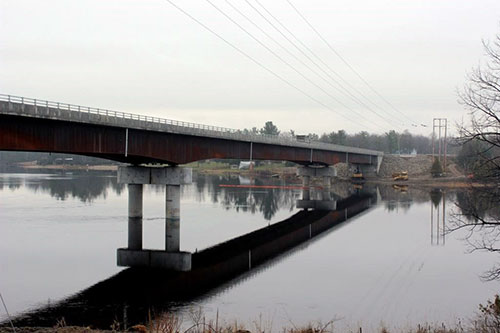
432 118 448 173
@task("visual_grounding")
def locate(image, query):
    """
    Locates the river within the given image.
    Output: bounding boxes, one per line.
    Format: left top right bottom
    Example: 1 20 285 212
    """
0 170 499 332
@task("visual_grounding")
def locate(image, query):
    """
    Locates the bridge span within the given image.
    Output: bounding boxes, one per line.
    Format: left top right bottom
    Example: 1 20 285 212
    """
0 94 383 271
0 94 383 168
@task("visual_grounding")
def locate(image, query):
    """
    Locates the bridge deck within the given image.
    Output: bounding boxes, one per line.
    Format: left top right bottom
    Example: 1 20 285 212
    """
0 94 383 166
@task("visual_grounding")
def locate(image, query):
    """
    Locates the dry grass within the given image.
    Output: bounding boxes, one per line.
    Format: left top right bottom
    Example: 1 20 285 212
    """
4 295 500 333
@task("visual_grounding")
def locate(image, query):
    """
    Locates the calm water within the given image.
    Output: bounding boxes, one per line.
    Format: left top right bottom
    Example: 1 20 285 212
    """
0 170 499 331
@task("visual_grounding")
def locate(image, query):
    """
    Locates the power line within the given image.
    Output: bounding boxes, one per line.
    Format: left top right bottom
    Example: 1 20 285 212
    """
236 0 404 129
204 0 394 131
164 0 371 131
204 0 387 130
252 0 408 127
285 0 419 126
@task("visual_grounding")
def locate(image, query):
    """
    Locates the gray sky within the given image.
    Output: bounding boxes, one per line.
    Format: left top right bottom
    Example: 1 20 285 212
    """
1 0 500 136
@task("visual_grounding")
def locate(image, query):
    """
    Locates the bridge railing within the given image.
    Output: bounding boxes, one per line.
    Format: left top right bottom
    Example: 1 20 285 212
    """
0 94 244 134
0 94 383 156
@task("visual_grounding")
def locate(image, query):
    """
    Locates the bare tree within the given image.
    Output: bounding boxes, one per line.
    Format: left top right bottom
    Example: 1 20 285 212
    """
450 29 500 280
450 187 500 280
458 32 500 181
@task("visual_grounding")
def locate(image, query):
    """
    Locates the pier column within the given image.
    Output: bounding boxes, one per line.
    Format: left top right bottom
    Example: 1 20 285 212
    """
165 184 180 252
323 176 331 189
128 184 143 250
301 174 311 202
319 188 332 201
302 187 311 201
296 166 337 211
302 175 310 187
117 165 192 271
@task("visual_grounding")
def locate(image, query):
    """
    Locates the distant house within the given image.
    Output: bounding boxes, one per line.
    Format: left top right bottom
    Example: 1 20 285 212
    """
238 161 255 170
295 135 310 143
400 149 418 158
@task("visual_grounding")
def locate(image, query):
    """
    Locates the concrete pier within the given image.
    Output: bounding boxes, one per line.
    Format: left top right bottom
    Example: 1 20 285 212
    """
165 185 180 252
127 184 143 250
323 176 331 188
128 184 143 218
302 187 311 201
117 166 192 271
302 174 310 187
296 166 337 211
297 166 336 189
297 165 336 179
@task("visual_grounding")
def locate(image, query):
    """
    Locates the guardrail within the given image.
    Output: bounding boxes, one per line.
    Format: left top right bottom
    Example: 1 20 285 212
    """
0 94 383 156
0 94 244 134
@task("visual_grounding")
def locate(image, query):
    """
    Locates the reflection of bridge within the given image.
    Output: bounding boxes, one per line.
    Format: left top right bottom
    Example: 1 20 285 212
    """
5 191 377 329
0 94 383 270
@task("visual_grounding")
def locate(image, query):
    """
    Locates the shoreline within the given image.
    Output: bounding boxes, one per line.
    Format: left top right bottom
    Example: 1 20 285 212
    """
4 163 492 189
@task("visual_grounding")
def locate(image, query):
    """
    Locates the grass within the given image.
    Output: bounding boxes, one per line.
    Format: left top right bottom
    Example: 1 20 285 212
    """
3 295 500 333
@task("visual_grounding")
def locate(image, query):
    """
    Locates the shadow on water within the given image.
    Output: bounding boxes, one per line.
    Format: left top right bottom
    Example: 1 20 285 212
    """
5 190 377 329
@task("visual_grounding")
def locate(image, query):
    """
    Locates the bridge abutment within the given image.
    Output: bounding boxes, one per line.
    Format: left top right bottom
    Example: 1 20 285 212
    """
349 155 383 178
117 166 192 271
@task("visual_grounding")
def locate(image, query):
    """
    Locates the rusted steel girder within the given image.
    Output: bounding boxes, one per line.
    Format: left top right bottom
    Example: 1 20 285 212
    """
0 114 374 166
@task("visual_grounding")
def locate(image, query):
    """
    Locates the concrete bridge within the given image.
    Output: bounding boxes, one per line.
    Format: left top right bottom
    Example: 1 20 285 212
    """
0 94 383 271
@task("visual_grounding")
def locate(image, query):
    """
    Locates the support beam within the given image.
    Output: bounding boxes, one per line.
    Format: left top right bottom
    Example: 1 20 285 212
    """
118 166 192 185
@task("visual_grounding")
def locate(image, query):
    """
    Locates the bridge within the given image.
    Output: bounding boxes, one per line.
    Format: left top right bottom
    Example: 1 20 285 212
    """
0 94 383 270
0 94 382 167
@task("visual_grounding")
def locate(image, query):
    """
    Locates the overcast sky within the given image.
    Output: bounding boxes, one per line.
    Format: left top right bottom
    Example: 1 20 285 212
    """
1 0 500 136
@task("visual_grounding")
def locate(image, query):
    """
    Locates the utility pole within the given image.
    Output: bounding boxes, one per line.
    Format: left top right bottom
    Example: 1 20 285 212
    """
432 118 447 174
432 120 435 159
444 119 447 172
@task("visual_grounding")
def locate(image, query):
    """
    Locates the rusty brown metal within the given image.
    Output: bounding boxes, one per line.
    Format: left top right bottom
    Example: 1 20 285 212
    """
0 114 378 166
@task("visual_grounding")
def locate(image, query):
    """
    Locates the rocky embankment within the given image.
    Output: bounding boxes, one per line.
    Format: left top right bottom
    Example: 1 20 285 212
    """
334 154 475 188
335 154 435 179
378 154 434 178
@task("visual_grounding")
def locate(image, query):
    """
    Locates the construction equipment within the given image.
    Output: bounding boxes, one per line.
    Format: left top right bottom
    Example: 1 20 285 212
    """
392 184 408 192
352 172 364 180
392 171 409 181
352 167 364 182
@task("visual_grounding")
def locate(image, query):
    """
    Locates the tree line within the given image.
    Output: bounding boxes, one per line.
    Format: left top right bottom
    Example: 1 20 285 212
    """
253 120 442 155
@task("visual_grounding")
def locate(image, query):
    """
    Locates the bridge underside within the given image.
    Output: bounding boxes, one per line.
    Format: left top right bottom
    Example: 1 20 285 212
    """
0 114 376 166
